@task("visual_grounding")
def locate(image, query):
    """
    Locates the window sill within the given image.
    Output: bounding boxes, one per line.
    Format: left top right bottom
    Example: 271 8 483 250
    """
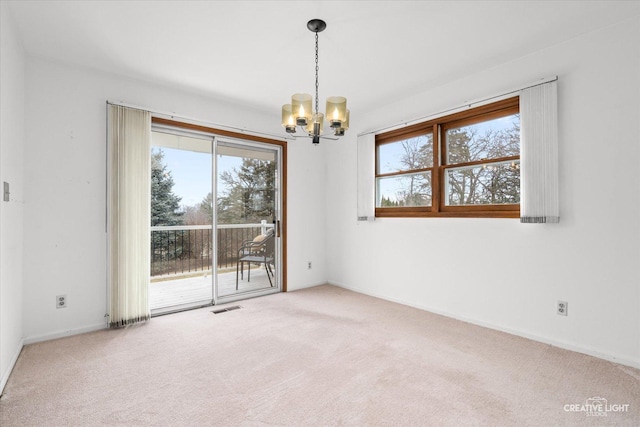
375 206 520 219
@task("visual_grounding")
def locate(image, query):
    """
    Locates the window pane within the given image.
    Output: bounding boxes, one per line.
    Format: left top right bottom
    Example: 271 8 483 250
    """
376 172 432 207
378 134 433 174
446 114 519 165
445 161 520 206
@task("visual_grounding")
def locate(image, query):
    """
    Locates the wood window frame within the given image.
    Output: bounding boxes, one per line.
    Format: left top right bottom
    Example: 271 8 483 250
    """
375 97 520 219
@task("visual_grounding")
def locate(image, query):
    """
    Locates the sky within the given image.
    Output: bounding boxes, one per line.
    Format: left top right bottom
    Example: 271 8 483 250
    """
154 147 242 208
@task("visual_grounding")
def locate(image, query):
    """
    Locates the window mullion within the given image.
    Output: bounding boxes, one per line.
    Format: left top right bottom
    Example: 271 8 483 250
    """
376 167 432 179
432 124 441 213
443 155 520 171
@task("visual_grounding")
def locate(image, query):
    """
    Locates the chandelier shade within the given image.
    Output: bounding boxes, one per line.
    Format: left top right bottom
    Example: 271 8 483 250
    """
281 19 348 144
291 93 312 126
326 96 347 128
281 104 295 132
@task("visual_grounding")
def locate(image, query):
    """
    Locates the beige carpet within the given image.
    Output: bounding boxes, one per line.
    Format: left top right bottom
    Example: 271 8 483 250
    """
1 284 639 426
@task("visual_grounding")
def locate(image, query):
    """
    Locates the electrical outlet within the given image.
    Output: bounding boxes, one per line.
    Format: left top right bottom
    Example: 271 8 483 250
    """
307 261 312 270
56 295 67 309
557 300 568 316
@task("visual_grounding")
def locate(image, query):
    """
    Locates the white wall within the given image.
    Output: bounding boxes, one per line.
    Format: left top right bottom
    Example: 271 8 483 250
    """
0 2 26 392
22 58 326 341
326 17 640 368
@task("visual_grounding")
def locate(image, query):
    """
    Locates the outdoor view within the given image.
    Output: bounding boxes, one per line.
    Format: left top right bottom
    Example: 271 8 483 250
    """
150 134 277 310
377 114 520 207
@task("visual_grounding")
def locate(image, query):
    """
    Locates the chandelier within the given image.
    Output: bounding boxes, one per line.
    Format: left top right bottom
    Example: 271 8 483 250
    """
281 19 349 144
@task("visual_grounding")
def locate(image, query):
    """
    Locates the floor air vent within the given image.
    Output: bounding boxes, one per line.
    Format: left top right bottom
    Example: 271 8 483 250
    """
211 305 242 314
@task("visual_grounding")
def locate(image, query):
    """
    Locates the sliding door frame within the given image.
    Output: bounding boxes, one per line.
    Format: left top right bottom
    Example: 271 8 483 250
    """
151 116 288 293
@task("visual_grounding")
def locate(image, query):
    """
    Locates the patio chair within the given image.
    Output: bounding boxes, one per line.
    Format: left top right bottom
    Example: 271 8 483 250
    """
236 228 275 289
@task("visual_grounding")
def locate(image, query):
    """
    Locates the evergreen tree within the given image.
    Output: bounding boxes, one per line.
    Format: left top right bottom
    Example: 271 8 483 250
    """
151 148 183 226
150 148 184 275
199 192 214 222
217 159 275 224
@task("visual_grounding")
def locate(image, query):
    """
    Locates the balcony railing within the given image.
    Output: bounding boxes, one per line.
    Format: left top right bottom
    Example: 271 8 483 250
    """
150 222 273 278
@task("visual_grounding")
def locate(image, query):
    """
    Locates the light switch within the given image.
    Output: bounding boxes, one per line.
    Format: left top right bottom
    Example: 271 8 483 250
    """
3 182 9 202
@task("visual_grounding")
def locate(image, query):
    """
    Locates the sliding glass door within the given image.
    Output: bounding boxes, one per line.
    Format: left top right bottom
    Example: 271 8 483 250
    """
149 127 283 314
215 139 282 301
149 130 214 314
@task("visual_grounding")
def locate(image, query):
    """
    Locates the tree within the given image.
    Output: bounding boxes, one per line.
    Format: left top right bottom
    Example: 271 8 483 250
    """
151 148 183 226
446 128 478 205
182 205 210 226
182 192 213 226
446 119 520 205
179 198 213 273
389 116 520 207
150 148 184 275
380 196 400 207
397 136 432 206
217 159 276 224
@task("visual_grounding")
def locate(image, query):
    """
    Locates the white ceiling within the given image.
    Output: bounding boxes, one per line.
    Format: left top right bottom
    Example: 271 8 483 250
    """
6 1 640 117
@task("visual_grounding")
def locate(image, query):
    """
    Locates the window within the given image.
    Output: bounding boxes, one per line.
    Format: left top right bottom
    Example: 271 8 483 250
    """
375 97 520 218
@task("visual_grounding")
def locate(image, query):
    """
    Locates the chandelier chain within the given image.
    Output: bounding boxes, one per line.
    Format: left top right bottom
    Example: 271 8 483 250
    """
314 31 319 115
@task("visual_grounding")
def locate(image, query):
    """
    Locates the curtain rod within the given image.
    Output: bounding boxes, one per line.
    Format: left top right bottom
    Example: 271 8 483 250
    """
105 100 292 141
357 76 558 137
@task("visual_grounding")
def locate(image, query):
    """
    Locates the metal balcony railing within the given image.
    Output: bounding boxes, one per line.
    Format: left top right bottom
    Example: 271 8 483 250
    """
150 222 273 278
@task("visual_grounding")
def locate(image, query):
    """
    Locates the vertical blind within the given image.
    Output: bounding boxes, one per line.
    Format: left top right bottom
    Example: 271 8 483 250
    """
107 104 152 327
356 133 375 221
520 80 559 223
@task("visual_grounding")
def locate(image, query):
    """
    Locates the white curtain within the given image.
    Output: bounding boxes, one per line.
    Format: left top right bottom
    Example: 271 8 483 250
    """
107 104 151 327
356 133 375 221
520 80 559 223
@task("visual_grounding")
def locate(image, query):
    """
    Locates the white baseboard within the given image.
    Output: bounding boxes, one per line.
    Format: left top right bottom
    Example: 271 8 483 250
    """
1 338 24 396
23 323 107 346
328 281 640 371
288 280 328 292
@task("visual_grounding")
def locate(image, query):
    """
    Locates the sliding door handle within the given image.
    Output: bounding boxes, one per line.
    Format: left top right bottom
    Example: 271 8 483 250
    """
273 220 281 238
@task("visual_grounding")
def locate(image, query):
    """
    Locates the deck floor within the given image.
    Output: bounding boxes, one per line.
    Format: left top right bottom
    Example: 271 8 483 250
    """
149 265 274 310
